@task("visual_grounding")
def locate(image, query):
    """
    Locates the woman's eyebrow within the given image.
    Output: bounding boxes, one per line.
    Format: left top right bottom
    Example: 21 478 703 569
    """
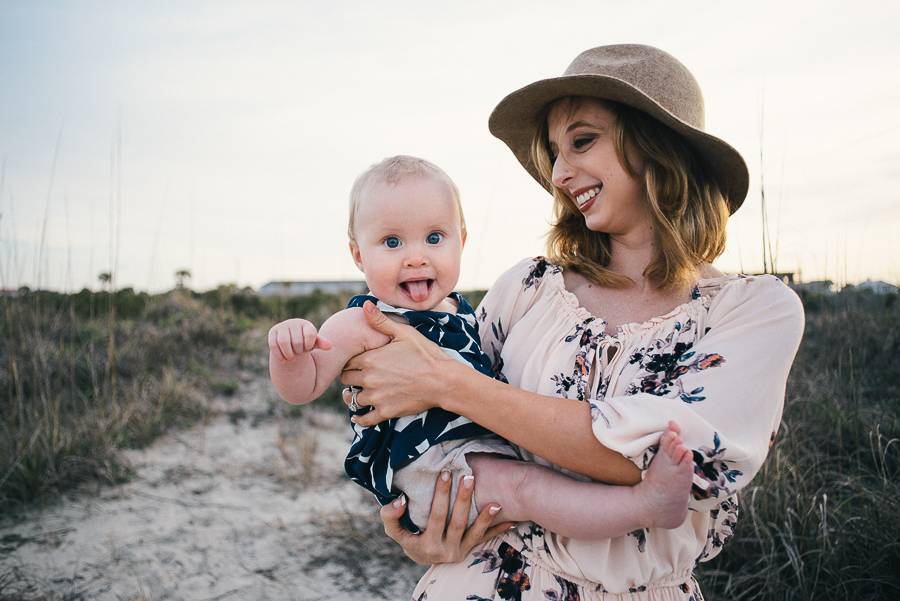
566 120 606 133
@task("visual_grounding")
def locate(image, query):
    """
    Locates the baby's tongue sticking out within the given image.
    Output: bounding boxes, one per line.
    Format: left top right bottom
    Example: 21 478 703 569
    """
405 280 432 302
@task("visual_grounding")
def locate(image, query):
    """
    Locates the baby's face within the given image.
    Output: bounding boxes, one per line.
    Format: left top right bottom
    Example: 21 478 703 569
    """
349 176 465 311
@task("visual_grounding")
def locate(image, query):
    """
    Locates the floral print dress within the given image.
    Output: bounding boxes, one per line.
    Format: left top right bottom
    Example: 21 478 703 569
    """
412 257 804 601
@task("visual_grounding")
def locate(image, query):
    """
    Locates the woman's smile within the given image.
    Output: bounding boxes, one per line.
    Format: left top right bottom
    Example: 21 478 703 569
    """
548 98 649 237
573 185 601 207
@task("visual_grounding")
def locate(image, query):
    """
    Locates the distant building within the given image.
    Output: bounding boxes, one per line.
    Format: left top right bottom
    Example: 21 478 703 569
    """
853 279 899 295
747 272 795 285
258 280 367 298
793 280 835 295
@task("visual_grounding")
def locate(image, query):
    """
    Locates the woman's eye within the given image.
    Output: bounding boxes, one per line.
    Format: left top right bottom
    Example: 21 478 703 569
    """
426 233 443 245
384 236 400 248
572 135 595 151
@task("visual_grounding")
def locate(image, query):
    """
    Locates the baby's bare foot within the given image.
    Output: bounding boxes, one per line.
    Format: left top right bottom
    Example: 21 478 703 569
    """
638 421 694 529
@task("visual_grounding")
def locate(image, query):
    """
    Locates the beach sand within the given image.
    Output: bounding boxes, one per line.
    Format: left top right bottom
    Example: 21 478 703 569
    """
0 367 424 600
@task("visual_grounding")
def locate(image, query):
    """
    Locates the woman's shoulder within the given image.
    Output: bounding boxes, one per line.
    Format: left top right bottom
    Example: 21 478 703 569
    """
479 257 566 321
493 256 563 290
704 272 797 298
703 273 805 325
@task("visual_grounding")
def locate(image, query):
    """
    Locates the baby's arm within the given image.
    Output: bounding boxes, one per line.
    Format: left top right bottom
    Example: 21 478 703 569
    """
468 422 693 539
268 309 390 405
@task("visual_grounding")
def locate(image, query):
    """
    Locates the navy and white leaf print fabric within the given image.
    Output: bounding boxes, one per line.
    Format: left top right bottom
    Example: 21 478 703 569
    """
343 293 496 532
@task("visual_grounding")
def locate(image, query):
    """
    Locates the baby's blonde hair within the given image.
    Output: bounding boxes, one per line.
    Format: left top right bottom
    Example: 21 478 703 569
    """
348 155 466 240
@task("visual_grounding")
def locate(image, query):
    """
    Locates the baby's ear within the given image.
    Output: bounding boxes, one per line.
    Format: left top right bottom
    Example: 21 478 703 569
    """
349 240 365 273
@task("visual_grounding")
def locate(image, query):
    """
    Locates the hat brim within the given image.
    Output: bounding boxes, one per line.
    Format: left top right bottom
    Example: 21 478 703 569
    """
488 74 749 214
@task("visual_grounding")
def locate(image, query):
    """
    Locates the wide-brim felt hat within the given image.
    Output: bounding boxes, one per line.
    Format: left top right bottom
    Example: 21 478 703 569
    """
488 44 749 214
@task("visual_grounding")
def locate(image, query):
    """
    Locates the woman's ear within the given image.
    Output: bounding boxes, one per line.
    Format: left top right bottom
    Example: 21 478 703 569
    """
349 240 365 273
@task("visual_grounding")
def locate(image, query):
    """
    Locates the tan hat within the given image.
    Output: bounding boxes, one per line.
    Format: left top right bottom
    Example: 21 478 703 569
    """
488 44 749 214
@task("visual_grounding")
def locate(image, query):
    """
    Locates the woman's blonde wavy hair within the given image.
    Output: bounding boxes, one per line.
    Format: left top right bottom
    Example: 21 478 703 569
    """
531 97 730 295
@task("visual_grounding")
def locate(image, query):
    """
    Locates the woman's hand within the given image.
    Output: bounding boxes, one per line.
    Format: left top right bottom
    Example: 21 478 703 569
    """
340 301 465 426
380 470 514 566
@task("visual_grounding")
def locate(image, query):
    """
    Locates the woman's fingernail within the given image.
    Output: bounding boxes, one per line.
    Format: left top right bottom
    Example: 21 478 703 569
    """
489 505 501 515
441 470 450 482
463 475 474 489
393 495 406 508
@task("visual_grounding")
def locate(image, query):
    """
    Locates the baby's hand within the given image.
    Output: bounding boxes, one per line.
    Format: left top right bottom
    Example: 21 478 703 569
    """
268 318 333 362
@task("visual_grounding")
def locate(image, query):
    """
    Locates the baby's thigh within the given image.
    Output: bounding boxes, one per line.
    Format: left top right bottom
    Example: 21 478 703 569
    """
393 438 515 531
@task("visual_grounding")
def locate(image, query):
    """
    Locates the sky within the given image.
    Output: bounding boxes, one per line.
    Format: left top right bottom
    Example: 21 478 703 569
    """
1 0 899 294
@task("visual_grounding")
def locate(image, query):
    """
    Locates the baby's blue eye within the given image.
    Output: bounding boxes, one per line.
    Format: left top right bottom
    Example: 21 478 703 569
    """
385 236 400 248
426 233 443 245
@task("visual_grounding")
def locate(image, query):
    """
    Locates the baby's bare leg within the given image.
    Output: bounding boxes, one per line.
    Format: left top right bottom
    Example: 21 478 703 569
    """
467 421 694 539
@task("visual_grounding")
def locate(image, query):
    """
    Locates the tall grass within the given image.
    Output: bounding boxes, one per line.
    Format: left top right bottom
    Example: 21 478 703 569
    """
698 289 900 600
0 284 363 514
0 289 241 513
4 284 897 597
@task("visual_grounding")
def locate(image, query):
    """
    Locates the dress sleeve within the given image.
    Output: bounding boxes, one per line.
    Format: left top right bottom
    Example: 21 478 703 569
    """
589 276 805 511
476 257 550 380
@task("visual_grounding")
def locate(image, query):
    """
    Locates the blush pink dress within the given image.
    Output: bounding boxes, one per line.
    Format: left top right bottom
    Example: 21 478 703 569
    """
412 257 804 601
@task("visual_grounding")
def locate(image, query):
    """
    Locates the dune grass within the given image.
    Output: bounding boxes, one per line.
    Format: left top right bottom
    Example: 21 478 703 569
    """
0 285 360 516
1 285 898 599
1 289 240 513
697 289 900 600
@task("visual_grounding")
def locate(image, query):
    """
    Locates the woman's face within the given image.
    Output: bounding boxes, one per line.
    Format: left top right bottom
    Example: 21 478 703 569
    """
546 98 651 238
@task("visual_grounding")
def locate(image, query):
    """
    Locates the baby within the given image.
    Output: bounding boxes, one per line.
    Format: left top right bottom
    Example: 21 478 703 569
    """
268 155 694 537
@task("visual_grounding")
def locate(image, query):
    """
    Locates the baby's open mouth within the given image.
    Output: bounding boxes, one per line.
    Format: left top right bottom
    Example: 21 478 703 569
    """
401 279 434 302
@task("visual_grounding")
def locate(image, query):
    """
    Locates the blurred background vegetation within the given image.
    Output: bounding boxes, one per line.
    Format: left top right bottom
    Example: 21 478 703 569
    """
1 285 897 599
0 284 355 514
698 289 900 600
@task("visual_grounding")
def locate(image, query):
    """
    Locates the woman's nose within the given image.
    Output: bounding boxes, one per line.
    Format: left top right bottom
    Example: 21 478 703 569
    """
551 156 574 188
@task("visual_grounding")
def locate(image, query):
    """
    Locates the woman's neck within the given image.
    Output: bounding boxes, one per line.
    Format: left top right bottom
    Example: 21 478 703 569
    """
606 232 657 288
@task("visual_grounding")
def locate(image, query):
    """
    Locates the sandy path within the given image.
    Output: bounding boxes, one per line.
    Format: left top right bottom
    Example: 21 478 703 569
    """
0 367 424 600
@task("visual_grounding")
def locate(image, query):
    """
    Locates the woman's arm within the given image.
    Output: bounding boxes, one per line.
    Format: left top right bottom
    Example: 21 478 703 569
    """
341 301 641 485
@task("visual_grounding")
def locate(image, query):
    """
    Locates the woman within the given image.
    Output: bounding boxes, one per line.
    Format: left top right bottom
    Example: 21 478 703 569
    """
341 44 804 600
